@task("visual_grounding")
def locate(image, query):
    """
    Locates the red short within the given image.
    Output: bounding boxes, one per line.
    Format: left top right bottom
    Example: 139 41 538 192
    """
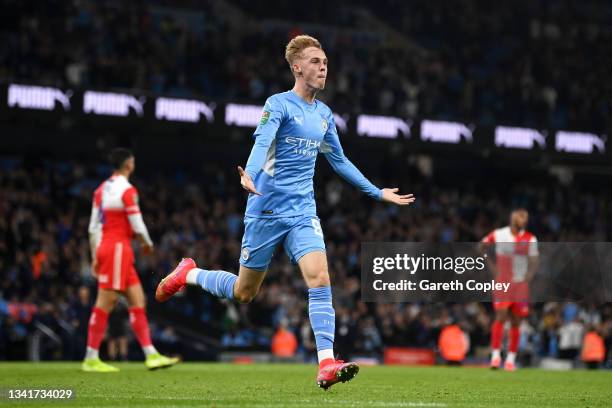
96 241 140 291
493 301 529 317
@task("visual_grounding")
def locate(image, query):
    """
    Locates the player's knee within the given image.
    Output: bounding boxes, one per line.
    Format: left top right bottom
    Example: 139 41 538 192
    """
96 292 118 312
235 293 254 304
132 299 146 309
495 310 508 321
308 270 330 288
234 287 257 304
131 294 146 308
96 299 115 312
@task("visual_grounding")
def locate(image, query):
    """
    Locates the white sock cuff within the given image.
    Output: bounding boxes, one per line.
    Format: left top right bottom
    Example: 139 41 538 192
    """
186 268 200 285
85 346 99 360
143 345 158 356
317 349 334 363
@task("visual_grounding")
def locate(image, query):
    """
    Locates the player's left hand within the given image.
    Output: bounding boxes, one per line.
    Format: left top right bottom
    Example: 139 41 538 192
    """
381 188 415 205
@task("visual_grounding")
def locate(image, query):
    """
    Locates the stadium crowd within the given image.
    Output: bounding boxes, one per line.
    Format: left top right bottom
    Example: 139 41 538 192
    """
1 0 611 131
1 156 611 366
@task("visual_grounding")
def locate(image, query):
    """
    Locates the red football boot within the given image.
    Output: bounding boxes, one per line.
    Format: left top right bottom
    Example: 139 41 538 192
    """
155 258 196 302
504 360 517 372
490 355 502 370
316 360 359 390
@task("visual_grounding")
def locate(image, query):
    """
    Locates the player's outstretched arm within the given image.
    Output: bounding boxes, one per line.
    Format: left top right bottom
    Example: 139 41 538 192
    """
322 114 415 206
380 188 415 205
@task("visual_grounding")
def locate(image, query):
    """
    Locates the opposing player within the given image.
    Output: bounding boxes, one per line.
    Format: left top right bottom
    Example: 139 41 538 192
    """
156 35 415 389
83 148 179 372
481 208 539 371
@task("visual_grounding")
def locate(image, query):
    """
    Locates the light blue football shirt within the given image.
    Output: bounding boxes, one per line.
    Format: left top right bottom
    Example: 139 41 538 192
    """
244 90 381 218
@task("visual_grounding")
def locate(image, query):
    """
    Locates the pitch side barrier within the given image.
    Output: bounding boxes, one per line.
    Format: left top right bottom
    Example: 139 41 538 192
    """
1 83 609 164
361 242 612 303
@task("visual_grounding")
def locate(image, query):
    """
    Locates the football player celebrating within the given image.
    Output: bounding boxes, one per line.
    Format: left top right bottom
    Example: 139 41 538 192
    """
157 35 414 389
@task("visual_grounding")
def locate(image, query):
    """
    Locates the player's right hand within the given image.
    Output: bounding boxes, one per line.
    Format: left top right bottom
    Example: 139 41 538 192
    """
237 166 262 196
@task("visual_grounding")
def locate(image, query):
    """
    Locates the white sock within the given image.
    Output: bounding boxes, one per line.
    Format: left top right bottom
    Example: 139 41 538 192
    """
506 352 516 364
317 349 334 363
143 345 158 357
85 347 99 360
491 349 501 360
186 268 200 285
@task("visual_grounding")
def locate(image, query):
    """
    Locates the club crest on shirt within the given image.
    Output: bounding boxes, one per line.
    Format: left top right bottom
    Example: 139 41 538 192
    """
260 111 270 125
241 248 249 261
321 119 328 132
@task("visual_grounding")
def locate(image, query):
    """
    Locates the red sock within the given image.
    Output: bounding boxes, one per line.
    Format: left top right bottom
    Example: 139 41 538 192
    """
508 326 520 353
129 307 153 348
491 320 503 350
319 358 335 369
86 307 109 350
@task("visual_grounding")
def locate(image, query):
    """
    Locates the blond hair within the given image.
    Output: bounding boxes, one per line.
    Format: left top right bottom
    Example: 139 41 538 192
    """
285 35 322 67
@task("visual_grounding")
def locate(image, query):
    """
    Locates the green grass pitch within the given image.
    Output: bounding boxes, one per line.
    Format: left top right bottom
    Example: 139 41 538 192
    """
1 363 611 407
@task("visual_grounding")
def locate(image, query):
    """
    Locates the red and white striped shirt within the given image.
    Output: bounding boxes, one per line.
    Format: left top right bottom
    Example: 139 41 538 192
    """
88 174 152 249
482 226 538 283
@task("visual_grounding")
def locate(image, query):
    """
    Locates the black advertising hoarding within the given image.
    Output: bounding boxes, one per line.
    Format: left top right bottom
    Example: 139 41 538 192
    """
1 83 608 163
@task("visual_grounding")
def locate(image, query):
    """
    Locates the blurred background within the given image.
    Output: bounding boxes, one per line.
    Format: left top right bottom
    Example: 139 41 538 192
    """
0 0 611 368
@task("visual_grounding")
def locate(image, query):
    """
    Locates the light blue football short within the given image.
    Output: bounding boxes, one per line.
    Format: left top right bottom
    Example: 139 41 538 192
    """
239 215 326 271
